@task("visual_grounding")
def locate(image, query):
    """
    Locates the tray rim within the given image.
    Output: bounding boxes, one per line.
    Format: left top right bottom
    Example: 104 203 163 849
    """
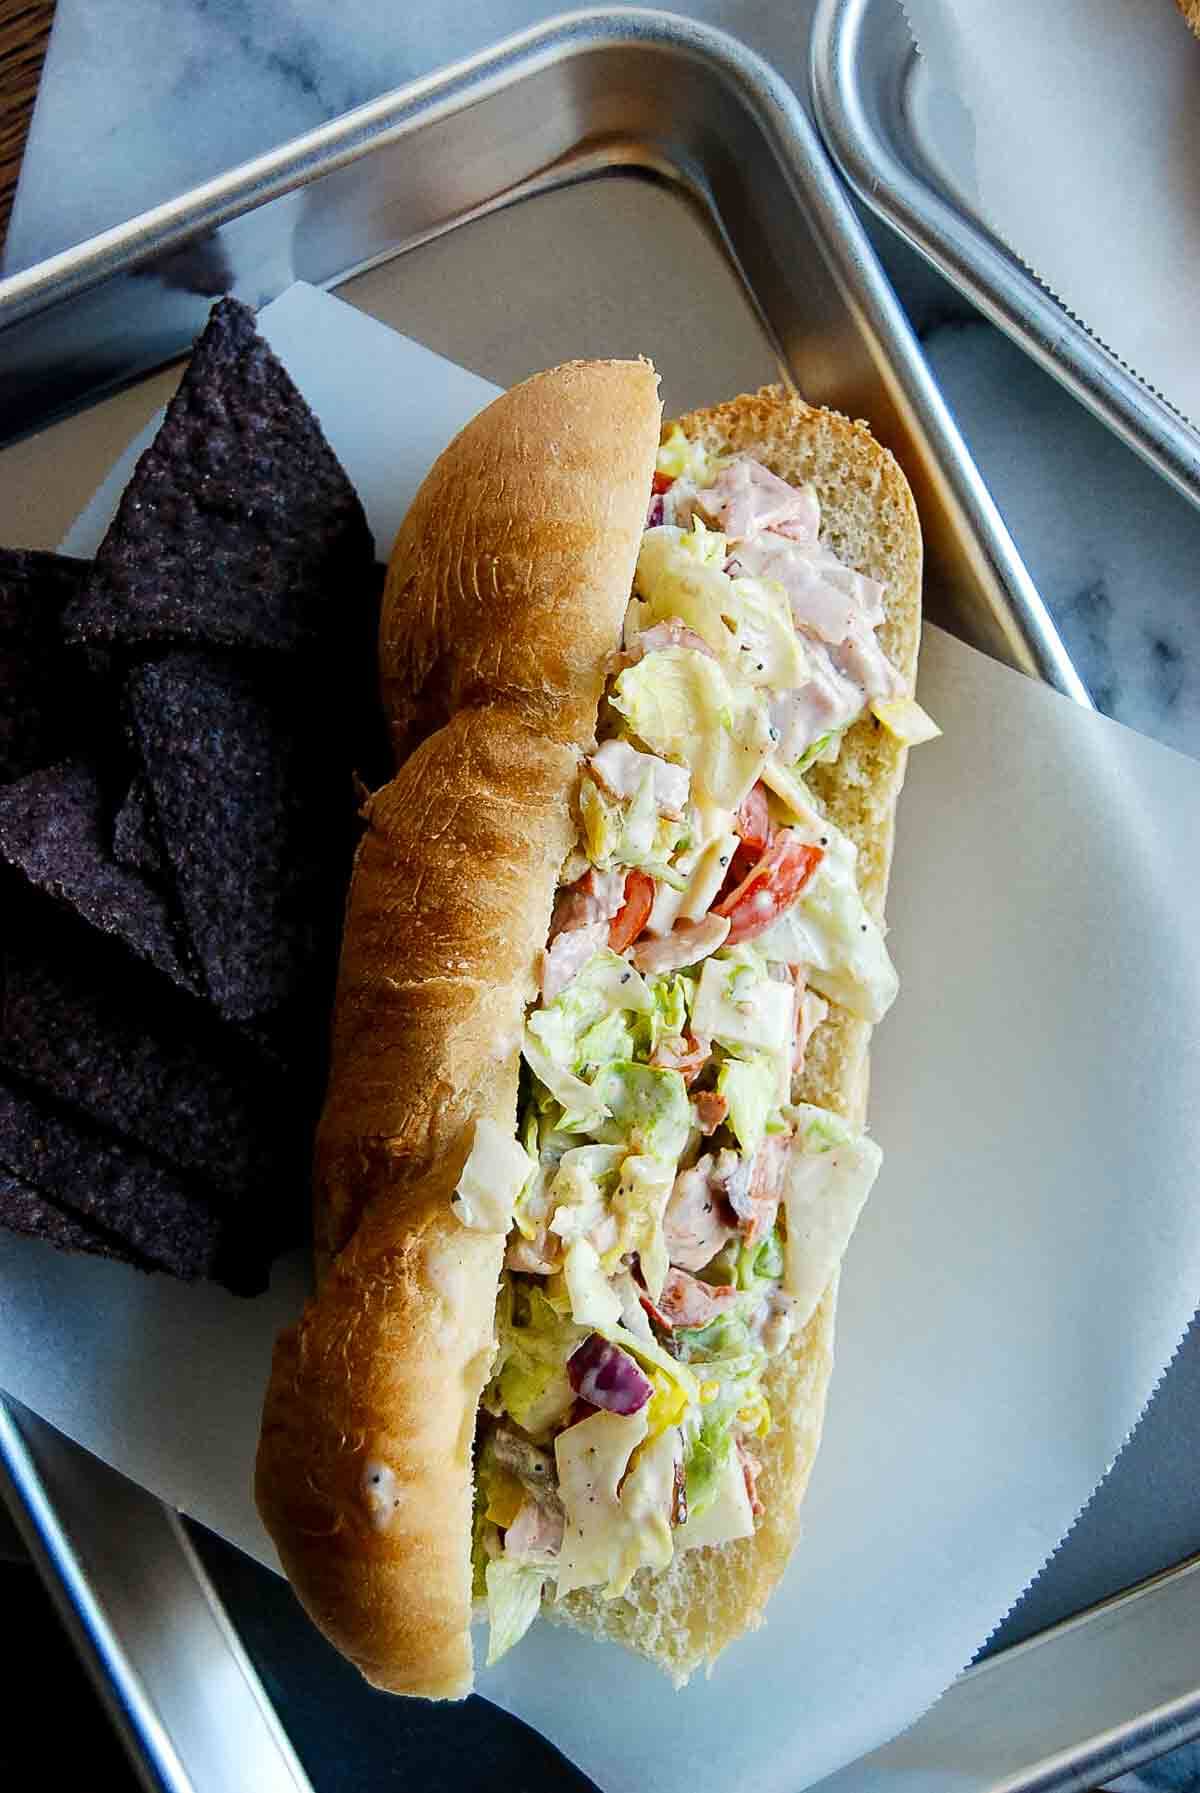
808 0 1200 517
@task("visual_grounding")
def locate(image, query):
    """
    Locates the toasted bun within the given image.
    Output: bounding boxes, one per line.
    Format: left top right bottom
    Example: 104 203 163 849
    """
551 390 922 1682
256 374 921 1697
255 360 663 1697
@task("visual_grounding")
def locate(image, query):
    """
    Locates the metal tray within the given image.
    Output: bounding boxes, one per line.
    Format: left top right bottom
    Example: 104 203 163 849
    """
3 9 1194 1790
809 0 1200 517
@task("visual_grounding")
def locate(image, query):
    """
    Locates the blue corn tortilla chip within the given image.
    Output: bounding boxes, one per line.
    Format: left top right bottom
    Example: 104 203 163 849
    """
0 549 95 784
0 1076 233 1282
0 761 199 993
124 650 341 1023
0 1165 151 1268
112 771 166 881
61 297 375 657
0 910 294 1202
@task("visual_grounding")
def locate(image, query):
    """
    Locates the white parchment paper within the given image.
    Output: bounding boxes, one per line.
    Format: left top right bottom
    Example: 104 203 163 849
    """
902 0 1200 426
4 283 1200 1791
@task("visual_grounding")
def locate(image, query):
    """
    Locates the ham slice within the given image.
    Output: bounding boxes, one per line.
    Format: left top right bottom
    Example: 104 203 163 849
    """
540 920 607 1002
706 457 821 545
588 738 690 818
658 1266 737 1329
663 1157 738 1271
550 867 627 938
505 1496 564 1560
630 913 730 976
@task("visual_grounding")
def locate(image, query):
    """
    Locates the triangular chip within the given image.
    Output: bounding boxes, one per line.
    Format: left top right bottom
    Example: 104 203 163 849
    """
0 761 199 992
0 1077 238 1283
0 549 96 784
124 650 341 1023
0 910 294 1201
62 297 374 656
0 1165 149 1268
112 771 167 881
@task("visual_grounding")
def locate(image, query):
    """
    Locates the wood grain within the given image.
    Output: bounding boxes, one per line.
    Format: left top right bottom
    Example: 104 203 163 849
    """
0 1 56 250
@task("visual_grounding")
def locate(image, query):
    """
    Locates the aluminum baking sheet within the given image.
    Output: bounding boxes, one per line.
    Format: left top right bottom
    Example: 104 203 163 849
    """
809 0 1200 516
4 10 1195 1792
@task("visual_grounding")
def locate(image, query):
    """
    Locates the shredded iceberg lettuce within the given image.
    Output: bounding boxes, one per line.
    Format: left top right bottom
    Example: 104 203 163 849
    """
485 1559 547 1665
610 647 773 810
716 1054 779 1157
634 524 806 691
579 770 689 887
781 1106 882 1326
493 1282 583 1436
590 1060 690 1163
451 1117 534 1233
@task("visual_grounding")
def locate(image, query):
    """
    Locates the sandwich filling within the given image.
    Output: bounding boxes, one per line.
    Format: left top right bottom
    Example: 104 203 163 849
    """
453 424 938 1665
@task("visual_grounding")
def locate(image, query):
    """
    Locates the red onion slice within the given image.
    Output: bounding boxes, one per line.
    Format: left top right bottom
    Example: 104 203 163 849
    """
566 1333 653 1415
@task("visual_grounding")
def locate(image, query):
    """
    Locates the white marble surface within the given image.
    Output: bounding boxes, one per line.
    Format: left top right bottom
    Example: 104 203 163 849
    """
10 0 1200 767
5 6 1200 1791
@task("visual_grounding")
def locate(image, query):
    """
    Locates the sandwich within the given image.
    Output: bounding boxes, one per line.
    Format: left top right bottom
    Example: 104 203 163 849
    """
255 358 937 1696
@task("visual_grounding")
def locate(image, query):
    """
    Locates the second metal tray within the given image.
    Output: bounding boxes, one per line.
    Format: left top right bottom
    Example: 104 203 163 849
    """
810 0 1200 517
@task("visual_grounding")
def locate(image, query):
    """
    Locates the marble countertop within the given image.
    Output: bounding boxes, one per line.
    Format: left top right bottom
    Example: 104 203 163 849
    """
5 5 1199 1791
9 0 1200 764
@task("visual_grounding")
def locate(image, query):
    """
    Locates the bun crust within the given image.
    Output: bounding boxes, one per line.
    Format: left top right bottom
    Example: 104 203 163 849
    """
255 361 663 1696
255 372 921 1696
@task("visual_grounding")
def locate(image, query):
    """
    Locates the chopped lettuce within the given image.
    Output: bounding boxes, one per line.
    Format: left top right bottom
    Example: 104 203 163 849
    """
716 1055 778 1156
590 1061 690 1163
680 1350 766 1519
788 1102 854 1151
451 1116 534 1233
743 1226 785 1288
610 1153 675 1297
576 1009 638 1075
521 1035 609 1134
485 1559 546 1665
523 951 658 1130
633 526 805 692
528 950 653 1066
610 647 773 810
753 824 898 1023
676 1448 754 1552
780 1109 881 1327
681 1411 732 1521
493 1281 583 1437
794 729 841 773
562 1237 623 1328
692 953 794 1063
673 1310 755 1363
633 970 694 1058
656 423 713 485
579 771 689 887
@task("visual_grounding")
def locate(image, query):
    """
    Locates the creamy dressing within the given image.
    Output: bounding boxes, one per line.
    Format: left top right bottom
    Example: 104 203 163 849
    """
468 437 924 1666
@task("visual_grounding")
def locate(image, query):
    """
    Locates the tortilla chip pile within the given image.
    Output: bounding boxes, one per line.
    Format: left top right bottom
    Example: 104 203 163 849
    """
0 298 381 1294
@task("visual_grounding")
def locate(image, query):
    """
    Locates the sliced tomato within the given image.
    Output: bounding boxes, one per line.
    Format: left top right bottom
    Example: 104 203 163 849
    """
713 834 824 945
651 470 675 495
608 869 656 953
734 781 773 855
716 781 775 904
